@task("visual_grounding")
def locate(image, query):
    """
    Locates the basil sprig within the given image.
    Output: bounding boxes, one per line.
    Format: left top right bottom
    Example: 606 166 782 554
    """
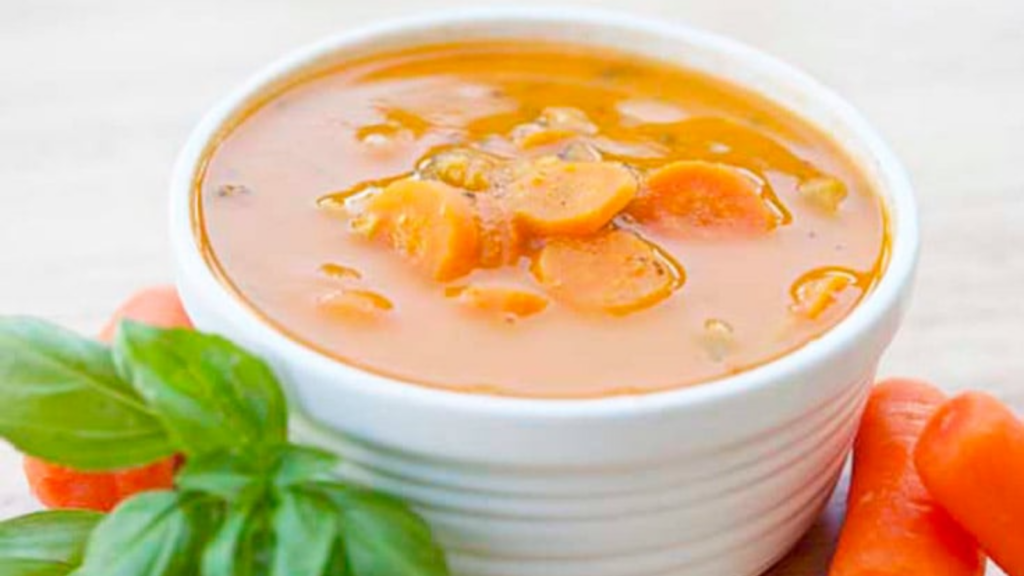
0 317 448 576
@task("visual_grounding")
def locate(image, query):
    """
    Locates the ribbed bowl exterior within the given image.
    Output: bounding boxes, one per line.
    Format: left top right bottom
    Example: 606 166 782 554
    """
292 370 872 576
171 8 918 576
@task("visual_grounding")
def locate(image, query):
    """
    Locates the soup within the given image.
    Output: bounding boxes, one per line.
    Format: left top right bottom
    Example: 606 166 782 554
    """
196 41 888 398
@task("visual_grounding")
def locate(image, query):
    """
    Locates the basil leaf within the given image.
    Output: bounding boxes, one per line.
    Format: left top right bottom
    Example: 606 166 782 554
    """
0 559 74 576
178 450 264 501
272 445 338 488
0 317 174 470
71 491 214 576
314 483 448 576
202 495 272 576
270 489 338 576
112 322 287 458
0 511 101 566
179 445 337 501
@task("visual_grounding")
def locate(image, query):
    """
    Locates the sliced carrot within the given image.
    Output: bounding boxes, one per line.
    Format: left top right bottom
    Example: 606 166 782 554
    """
476 193 526 267
352 179 480 281
532 229 680 315
506 159 637 236
629 160 775 238
915 392 1024 576
25 286 188 512
451 285 549 320
828 379 985 576
318 288 394 321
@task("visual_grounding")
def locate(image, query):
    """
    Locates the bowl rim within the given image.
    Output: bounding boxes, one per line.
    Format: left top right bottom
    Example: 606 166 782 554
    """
170 6 919 420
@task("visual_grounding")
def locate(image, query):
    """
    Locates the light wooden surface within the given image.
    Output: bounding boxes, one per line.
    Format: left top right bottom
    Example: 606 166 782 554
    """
1 0 1021 573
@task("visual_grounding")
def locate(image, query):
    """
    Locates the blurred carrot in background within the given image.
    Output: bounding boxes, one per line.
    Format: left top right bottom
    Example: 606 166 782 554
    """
23 286 190 512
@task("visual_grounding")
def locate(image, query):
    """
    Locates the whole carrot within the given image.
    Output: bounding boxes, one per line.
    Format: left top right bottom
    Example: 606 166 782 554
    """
24 286 190 511
915 391 1024 576
828 379 985 576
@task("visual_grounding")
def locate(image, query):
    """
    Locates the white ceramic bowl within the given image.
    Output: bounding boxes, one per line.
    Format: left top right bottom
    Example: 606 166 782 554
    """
170 8 918 576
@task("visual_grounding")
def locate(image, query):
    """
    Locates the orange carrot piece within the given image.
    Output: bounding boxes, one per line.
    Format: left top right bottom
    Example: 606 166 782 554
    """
318 288 394 322
532 229 680 315
353 179 480 281
915 392 1024 576
476 193 526 267
25 286 189 512
98 285 192 341
452 285 549 320
507 159 637 236
630 160 774 239
23 457 176 513
829 379 985 576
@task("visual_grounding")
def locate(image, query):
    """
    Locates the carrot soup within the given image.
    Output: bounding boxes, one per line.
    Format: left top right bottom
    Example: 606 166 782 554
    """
195 41 888 398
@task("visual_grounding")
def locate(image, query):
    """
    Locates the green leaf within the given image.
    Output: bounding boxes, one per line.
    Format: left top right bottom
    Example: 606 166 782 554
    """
0 558 75 576
177 450 264 501
178 445 338 501
71 491 215 576
0 317 174 470
202 494 272 576
0 511 101 566
314 483 448 576
112 322 287 458
270 489 338 576
271 445 338 488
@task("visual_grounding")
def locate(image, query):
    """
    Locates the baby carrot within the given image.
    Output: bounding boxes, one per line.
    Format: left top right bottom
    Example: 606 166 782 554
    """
915 391 1024 576
828 379 985 576
24 286 189 512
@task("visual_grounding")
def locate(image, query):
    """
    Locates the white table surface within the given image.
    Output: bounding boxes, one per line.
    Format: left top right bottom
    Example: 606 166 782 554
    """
1 0 1021 573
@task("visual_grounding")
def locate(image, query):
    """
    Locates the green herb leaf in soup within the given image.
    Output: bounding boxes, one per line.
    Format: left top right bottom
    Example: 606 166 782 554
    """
0 317 174 470
112 321 288 458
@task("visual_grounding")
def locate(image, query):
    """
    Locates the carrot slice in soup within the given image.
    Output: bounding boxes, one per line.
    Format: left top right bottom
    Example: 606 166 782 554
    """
353 179 480 281
453 285 549 320
533 229 680 315
630 160 774 238
507 159 637 236
319 288 394 322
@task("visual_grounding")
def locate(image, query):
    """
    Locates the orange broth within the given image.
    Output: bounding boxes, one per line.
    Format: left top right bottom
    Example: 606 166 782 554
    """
196 41 889 398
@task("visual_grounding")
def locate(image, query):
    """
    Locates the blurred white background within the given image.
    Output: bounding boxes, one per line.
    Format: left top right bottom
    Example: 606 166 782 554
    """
1 2 1021 574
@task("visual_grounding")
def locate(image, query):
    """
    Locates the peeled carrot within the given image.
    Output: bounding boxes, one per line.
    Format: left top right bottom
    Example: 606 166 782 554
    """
629 160 774 238
829 379 985 576
532 229 680 315
24 286 189 512
915 392 1024 576
353 179 480 281
507 159 637 236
